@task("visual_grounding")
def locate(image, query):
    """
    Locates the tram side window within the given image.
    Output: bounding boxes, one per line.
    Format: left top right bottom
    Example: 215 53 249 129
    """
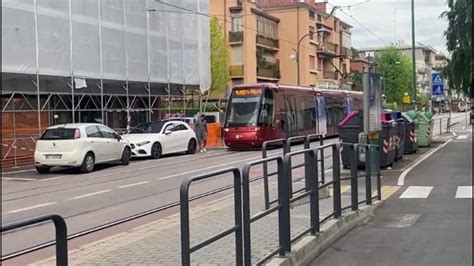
259 90 274 127
297 95 315 130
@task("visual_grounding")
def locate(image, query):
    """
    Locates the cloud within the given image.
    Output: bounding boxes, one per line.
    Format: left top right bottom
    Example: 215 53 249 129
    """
328 0 449 54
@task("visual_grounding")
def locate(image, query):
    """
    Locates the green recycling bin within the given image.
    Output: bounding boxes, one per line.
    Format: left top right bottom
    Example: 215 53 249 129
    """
416 111 433 147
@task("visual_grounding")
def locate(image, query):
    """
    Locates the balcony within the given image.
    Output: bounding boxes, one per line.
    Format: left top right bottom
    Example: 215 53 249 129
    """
340 47 352 58
256 35 279 51
323 70 337 80
229 31 243 44
317 41 337 56
257 63 280 80
229 65 244 77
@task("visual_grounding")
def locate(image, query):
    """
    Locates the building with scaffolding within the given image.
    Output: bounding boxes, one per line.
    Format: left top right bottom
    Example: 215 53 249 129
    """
1 0 210 166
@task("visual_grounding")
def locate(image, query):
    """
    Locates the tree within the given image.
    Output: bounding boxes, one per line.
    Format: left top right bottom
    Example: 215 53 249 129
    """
209 17 229 96
350 72 363 91
376 48 413 105
441 0 472 97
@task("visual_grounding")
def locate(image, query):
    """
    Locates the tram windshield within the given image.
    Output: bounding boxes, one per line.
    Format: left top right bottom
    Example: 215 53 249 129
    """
225 88 263 127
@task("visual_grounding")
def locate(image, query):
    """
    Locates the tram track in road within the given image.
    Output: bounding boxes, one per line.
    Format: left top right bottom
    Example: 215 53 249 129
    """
2 138 338 260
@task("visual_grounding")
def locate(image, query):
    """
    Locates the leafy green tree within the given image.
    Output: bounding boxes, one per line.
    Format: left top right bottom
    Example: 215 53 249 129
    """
441 0 472 97
376 48 413 105
210 17 229 95
350 72 363 91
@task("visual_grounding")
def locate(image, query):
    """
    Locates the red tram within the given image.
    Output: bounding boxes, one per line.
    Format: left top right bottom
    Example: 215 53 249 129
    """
223 83 363 148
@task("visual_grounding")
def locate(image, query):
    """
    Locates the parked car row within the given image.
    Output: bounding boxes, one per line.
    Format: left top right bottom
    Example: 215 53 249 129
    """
34 121 197 174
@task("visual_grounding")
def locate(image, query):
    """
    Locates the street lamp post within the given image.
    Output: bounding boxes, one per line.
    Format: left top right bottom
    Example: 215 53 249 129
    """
411 0 417 110
293 32 315 86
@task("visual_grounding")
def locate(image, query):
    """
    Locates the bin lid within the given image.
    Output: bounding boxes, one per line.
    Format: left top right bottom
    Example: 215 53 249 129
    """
339 110 360 126
405 110 416 120
381 112 394 124
401 113 414 123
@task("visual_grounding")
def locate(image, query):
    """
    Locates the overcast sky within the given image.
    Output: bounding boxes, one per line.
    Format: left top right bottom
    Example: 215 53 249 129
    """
326 0 449 54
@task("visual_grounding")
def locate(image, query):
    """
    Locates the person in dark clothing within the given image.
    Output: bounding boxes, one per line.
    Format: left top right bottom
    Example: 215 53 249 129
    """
195 114 208 152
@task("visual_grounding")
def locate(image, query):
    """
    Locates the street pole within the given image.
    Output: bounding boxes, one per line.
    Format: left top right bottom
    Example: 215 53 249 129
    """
296 32 314 86
411 0 417 110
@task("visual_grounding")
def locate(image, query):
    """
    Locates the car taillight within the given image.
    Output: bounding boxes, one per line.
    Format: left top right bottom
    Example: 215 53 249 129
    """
74 128 81 139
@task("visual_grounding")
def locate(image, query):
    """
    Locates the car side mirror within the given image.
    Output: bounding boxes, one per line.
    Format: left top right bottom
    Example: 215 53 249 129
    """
116 134 122 141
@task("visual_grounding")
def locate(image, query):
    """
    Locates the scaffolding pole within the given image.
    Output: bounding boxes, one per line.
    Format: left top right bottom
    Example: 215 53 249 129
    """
123 0 130 131
69 0 75 123
98 0 105 124
33 0 41 135
146 0 152 122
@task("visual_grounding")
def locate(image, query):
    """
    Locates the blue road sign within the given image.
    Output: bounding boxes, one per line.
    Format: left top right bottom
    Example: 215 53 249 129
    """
432 73 444 96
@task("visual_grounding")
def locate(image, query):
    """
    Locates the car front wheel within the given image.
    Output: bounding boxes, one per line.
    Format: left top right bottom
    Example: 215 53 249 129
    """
121 147 131 165
186 139 197 154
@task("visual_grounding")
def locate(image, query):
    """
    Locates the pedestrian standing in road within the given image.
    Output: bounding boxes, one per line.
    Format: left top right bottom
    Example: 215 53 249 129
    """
195 114 208 152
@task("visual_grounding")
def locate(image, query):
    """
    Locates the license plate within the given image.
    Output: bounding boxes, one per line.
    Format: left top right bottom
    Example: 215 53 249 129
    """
45 155 62 159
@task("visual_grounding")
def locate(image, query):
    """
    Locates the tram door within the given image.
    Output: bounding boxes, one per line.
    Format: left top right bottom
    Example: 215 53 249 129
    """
282 95 298 137
315 96 327 136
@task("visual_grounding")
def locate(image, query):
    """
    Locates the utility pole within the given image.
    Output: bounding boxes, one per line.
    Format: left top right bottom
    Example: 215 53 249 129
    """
411 0 417 110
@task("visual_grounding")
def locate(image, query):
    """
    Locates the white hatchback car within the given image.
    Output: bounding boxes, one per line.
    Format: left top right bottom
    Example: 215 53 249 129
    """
122 121 197 159
34 123 131 174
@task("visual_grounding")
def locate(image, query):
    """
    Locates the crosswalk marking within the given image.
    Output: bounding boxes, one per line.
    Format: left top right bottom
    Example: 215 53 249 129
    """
399 186 433 199
457 135 468 140
455 186 472 198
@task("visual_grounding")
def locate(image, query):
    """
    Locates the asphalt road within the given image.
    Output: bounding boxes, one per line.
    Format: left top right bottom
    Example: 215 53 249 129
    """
1 136 339 256
312 124 472 265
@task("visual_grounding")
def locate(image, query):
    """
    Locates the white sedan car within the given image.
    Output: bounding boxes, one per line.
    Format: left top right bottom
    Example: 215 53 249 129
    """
122 121 197 159
34 123 131 174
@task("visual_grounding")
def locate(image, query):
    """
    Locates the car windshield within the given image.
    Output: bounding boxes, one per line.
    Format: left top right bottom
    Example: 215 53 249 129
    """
40 128 76 140
128 122 165 134
225 88 263 127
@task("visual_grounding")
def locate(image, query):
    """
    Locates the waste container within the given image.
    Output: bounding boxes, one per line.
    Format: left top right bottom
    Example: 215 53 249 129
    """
378 112 397 168
416 111 433 147
402 112 417 154
391 111 406 161
338 111 363 168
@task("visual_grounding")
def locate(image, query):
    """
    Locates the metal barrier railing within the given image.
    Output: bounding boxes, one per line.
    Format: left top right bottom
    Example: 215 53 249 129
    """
180 167 242 266
179 140 381 265
1 214 68 266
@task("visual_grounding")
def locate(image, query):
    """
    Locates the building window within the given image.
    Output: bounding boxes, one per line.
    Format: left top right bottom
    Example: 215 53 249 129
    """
231 13 242 32
257 16 278 39
231 46 243 65
317 14 322 22
309 26 315 40
310 55 316 70
309 10 315 19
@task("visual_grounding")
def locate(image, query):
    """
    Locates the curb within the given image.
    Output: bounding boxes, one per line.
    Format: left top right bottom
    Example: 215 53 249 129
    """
266 201 381 266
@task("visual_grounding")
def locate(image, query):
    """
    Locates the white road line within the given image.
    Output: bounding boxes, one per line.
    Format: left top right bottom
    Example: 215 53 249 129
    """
118 181 150 189
7 202 57 214
455 186 472 198
399 186 433 199
397 139 453 186
452 132 457 136
69 190 111 200
2 177 36 181
457 135 468 139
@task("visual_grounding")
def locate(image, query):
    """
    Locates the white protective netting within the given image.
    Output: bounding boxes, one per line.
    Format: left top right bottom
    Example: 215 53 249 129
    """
1 0 211 93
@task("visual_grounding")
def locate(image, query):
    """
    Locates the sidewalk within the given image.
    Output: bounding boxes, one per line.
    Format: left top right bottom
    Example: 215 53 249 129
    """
32 169 391 265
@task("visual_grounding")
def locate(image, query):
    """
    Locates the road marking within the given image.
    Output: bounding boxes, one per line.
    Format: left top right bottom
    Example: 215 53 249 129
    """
69 190 111 200
457 135 468 139
397 139 453 186
381 186 401 200
452 132 457 136
399 186 433 199
2 177 36 181
7 202 57 214
455 186 472 198
384 213 422 228
118 181 150 189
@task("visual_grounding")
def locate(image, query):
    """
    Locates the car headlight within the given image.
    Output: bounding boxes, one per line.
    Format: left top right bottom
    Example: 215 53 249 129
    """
135 141 151 147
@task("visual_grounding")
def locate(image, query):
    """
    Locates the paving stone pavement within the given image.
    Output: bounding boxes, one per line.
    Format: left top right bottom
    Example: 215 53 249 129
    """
32 171 372 266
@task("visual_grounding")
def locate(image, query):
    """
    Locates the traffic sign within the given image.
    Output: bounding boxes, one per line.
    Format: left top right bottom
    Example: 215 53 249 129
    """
432 72 444 96
403 95 411 104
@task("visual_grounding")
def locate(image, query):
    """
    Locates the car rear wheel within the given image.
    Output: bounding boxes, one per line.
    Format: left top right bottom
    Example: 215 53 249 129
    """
151 143 162 159
81 153 95 173
186 139 197 154
121 147 131 165
36 166 51 174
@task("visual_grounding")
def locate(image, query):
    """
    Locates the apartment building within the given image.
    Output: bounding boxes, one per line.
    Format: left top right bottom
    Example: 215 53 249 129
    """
358 42 438 96
209 0 353 94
